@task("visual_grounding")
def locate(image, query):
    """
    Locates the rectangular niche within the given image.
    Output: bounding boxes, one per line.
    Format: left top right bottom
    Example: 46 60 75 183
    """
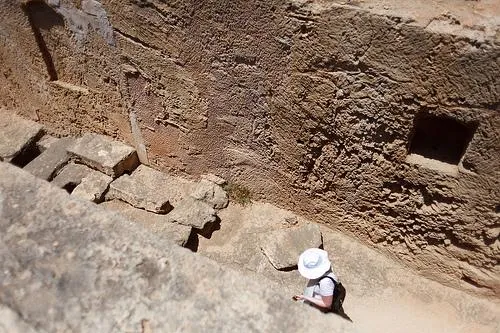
406 113 476 173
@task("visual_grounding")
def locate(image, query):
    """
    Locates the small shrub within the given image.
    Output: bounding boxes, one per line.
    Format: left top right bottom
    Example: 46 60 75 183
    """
223 182 252 206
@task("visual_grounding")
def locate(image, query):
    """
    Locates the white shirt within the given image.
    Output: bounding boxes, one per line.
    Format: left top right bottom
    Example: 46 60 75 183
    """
303 271 338 302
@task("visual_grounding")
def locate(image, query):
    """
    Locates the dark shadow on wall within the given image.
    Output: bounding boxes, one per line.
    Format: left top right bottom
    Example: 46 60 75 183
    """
21 1 64 81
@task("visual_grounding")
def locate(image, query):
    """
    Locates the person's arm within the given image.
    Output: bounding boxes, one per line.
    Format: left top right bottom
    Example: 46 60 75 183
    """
294 294 333 308
293 276 335 309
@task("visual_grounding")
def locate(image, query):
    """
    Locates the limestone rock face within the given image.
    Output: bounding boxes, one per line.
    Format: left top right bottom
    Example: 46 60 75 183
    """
101 200 192 246
0 112 43 162
68 133 139 177
167 196 217 229
24 137 74 180
1 0 499 295
190 179 229 210
0 162 354 333
126 164 193 206
106 173 173 213
51 162 95 188
261 224 323 270
72 171 113 203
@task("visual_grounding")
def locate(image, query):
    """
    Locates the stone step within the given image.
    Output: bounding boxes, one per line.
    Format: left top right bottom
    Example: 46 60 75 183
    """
100 200 192 247
51 162 96 189
36 134 60 152
191 179 229 209
51 162 113 202
0 162 354 333
72 171 113 203
106 173 174 214
67 133 139 177
23 137 74 181
122 164 194 206
0 111 43 162
166 196 217 229
106 164 224 228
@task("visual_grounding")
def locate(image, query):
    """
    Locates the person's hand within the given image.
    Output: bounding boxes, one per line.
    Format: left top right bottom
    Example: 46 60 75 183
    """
292 295 304 301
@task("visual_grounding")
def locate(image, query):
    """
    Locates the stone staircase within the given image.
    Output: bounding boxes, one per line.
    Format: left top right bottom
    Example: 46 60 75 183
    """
0 111 355 332
0 112 229 249
2 112 500 333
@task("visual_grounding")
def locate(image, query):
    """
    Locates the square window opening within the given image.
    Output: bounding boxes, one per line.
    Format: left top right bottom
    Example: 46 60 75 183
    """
408 114 476 165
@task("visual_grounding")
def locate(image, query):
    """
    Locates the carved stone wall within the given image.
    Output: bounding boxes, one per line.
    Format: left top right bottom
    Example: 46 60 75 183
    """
1 0 499 296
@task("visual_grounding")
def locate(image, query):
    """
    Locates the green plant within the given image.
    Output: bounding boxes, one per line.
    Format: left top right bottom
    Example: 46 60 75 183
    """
223 182 252 206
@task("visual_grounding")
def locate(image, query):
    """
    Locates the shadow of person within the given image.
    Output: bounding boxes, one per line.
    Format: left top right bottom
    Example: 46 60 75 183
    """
333 307 353 323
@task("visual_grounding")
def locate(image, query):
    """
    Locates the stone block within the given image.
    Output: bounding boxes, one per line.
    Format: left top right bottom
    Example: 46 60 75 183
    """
261 223 323 270
0 305 38 333
51 163 94 189
201 173 227 186
67 133 139 177
101 200 192 246
167 196 217 229
0 162 352 333
106 174 173 213
51 162 112 202
36 134 60 152
0 112 43 162
23 137 74 181
72 171 113 203
190 179 229 209
128 164 193 206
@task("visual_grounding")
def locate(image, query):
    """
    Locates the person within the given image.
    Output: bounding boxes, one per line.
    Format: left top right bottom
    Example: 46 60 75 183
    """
293 248 351 321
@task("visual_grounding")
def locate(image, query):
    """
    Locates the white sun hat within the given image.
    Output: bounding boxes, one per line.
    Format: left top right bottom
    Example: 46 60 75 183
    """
298 248 331 279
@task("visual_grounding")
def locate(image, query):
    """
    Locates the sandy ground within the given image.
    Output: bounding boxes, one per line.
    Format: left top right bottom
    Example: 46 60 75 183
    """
197 202 500 333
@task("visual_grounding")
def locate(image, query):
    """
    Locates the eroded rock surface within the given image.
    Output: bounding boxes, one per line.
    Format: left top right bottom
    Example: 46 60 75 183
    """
261 223 323 270
101 200 192 246
68 133 139 177
36 134 60 152
0 162 355 333
190 179 229 210
0 0 499 296
106 173 173 214
52 162 95 188
0 111 43 162
23 137 74 180
167 196 217 229
125 164 194 206
71 170 113 203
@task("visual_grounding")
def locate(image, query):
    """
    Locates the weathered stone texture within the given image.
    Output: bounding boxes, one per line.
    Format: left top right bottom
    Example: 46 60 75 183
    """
190 179 229 209
23 137 74 180
1 0 499 296
0 162 354 332
106 174 173 214
0 111 43 162
51 162 94 188
101 200 192 246
36 134 60 152
167 196 217 229
126 165 194 206
0 305 38 333
201 173 227 186
68 133 139 177
51 162 113 202
72 171 113 203
261 223 323 270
